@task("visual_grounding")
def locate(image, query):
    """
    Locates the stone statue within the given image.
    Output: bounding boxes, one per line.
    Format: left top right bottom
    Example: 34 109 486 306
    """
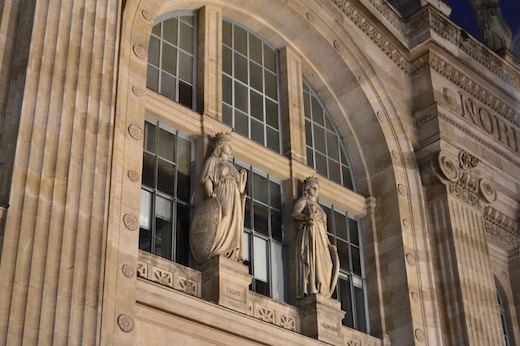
190 133 247 264
293 177 340 298
473 0 512 51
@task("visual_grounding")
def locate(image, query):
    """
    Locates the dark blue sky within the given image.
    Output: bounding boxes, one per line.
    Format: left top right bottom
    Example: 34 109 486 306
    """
446 0 520 40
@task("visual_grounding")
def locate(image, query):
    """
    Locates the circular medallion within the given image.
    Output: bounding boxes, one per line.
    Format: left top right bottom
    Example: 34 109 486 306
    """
132 86 143 97
406 253 416 266
411 291 419 302
127 170 140 182
402 219 410 229
438 153 459 181
123 213 139 231
306 12 315 22
141 9 153 22
133 44 147 60
397 183 407 196
333 40 343 53
415 328 425 342
376 111 386 123
128 124 143 140
479 177 496 203
122 264 135 278
117 314 134 333
391 149 400 160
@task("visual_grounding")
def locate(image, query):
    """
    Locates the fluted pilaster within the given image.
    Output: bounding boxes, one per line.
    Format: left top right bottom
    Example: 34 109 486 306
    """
0 0 120 344
422 150 504 345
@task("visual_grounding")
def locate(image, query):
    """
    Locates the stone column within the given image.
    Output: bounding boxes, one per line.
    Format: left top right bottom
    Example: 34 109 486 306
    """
0 0 120 345
421 150 504 345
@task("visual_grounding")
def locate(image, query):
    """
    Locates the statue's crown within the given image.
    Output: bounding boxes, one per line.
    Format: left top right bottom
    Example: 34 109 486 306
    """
214 132 231 141
304 176 319 186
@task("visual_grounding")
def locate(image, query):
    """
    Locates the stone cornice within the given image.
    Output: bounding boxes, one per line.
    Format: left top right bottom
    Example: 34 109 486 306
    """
483 206 519 249
427 52 520 126
329 0 520 90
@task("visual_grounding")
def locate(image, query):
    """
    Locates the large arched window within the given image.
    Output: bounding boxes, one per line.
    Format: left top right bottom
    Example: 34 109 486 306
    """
141 7 369 334
222 20 282 153
497 290 511 346
303 80 353 190
147 13 197 109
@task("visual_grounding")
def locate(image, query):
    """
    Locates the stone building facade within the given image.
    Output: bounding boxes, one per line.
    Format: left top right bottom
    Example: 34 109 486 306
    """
0 0 518 345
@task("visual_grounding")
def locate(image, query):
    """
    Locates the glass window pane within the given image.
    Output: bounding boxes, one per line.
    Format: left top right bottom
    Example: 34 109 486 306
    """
162 43 177 75
144 121 157 153
234 81 248 113
337 240 350 271
148 36 160 67
179 21 194 52
249 34 262 64
223 74 232 105
157 158 175 196
146 66 159 92
142 152 155 188
152 23 161 37
223 21 232 47
253 202 269 236
234 52 248 84
177 136 191 173
321 204 332 231
178 51 193 84
328 159 342 185
160 72 176 100
251 119 264 145
271 243 284 301
253 236 268 282
314 126 326 154
264 70 277 100
158 128 175 162
163 17 178 45
264 45 276 72
340 277 354 328
156 195 172 220
235 110 249 137
305 120 312 146
266 127 280 153
351 246 362 275
223 104 233 126
139 228 152 252
244 197 252 229
140 189 152 230
342 166 353 190
355 285 367 332
253 173 269 204
265 99 278 129
304 93 311 120
176 203 190 266
306 147 314 167
223 46 232 75
349 219 359 245
269 181 281 210
327 131 339 161
315 152 327 178
243 232 251 261
250 90 264 121
312 97 324 125
250 62 263 92
334 211 347 240
155 217 173 260
234 25 247 55
271 210 282 241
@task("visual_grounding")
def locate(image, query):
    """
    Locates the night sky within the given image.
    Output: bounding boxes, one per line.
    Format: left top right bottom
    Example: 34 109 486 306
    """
446 0 520 41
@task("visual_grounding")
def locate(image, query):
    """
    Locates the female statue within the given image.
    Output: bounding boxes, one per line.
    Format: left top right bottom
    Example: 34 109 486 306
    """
292 177 339 298
190 133 247 264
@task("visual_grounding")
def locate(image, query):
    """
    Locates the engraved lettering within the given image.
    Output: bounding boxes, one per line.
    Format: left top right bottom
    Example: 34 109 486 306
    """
478 107 494 133
226 287 242 297
321 322 339 333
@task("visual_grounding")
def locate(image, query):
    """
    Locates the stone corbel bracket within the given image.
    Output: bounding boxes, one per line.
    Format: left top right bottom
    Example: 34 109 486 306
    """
421 150 497 209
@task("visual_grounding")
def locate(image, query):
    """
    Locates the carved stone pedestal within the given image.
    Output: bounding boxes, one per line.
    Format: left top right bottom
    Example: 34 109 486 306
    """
200 255 252 314
295 293 345 345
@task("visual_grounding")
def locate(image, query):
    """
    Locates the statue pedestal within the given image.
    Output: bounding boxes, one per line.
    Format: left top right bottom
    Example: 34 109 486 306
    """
200 255 252 314
295 293 346 345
